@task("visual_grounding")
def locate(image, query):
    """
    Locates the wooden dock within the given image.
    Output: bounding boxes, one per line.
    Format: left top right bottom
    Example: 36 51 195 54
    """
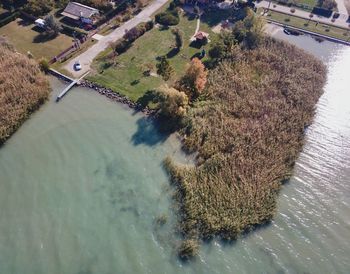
55 71 90 102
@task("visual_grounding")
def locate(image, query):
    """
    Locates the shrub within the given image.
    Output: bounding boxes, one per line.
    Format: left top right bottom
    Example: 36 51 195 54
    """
0 11 19 27
156 56 174 81
290 8 295 13
145 20 154 31
38 58 50 73
177 240 199 260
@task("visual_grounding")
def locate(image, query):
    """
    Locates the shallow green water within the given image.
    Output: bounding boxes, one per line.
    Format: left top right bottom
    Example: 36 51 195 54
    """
0 38 350 273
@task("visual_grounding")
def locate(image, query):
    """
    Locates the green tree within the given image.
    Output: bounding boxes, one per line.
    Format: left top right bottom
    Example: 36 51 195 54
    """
232 8 264 49
44 15 61 37
24 0 54 16
156 56 174 81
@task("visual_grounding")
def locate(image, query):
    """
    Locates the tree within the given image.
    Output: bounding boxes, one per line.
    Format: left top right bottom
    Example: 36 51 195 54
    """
179 58 208 99
155 85 188 119
172 28 183 50
24 0 54 16
156 56 174 81
232 8 264 49
44 15 61 38
318 0 337 10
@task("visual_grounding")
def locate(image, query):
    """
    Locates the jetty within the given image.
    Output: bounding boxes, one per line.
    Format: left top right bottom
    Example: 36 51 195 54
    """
54 71 90 102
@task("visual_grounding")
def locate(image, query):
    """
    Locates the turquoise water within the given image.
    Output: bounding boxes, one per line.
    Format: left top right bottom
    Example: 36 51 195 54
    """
0 38 350 273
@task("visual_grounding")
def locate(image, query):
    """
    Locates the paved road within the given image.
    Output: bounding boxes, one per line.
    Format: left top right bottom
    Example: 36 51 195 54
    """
257 1 350 29
64 0 169 77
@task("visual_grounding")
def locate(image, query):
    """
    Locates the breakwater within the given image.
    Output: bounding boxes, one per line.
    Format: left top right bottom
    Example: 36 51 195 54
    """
79 80 156 116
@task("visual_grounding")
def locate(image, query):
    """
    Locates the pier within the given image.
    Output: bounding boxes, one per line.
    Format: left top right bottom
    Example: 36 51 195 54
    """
55 71 90 102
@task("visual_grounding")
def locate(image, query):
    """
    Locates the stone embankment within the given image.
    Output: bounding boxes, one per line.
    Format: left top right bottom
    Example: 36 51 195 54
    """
79 80 156 115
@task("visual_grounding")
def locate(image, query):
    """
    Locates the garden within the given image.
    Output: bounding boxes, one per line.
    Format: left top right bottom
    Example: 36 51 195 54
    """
88 5 219 103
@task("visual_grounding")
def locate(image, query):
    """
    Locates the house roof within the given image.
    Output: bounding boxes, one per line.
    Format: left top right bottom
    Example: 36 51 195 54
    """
61 2 99 20
194 31 209 40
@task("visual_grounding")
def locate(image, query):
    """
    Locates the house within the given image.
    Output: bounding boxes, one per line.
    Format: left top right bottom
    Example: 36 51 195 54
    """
61 2 99 24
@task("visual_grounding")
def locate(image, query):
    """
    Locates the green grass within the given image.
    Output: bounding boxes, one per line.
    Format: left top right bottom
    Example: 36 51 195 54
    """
88 13 218 103
0 18 73 59
294 0 318 7
265 10 350 41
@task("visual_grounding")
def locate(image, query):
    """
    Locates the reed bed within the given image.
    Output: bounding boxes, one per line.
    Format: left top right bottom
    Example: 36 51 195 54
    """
165 38 326 257
0 41 50 145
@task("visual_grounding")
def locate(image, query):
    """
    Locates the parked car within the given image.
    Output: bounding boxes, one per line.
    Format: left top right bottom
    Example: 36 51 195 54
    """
74 61 82 71
283 28 291 35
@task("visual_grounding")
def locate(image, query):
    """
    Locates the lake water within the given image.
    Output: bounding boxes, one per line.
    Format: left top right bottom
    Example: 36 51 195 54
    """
0 33 349 273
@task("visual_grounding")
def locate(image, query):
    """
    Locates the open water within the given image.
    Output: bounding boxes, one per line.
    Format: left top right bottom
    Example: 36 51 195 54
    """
0 33 349 273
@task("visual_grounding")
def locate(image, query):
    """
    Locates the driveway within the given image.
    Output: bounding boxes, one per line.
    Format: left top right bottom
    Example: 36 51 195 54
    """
64 0 169 78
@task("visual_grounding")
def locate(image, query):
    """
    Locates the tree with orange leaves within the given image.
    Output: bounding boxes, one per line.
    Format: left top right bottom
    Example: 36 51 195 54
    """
179 58 208 100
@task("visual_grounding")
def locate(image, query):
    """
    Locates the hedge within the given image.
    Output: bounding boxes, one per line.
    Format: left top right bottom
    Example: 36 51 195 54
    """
0 11 20 28
61 25 88 38
113 20 154 54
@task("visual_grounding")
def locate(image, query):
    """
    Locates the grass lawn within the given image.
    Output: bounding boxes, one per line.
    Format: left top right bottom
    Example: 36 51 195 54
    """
265 10 350 41
0 18 73 60
88 12 219 103
294 0 318 7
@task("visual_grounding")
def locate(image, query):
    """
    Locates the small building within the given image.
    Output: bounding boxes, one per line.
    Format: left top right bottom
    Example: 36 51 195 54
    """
34 18 46 29
194 31 209 41
61 2 99 24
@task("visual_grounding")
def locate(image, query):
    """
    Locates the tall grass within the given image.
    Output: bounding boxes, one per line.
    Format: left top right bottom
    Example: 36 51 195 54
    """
0 41 50 145
165 37 326 257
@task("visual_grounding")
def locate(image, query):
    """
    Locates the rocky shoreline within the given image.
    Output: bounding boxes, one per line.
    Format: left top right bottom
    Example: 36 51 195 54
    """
79 80 156 116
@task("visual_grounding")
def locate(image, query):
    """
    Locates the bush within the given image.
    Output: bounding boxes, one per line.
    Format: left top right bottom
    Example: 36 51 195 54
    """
155 10 179 26
114 39 131 54
38 58 50 73
290 8 295 13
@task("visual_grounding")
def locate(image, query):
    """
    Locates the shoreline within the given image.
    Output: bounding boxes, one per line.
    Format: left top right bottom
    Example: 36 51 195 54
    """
78 80 156 116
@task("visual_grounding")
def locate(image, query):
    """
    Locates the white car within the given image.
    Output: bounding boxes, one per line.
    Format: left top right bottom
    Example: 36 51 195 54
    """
74 61 82 71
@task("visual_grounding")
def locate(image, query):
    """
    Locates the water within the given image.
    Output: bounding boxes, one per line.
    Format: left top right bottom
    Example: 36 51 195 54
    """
0 36 349 273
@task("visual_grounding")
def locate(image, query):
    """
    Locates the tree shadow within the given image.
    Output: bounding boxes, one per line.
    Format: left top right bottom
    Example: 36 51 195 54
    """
131 116 170 146
136 90 158 108
200 7 232 27
33 33 57 43
17 18 32 27
190 52 202 60
189 40 202 49
166 47 179 58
